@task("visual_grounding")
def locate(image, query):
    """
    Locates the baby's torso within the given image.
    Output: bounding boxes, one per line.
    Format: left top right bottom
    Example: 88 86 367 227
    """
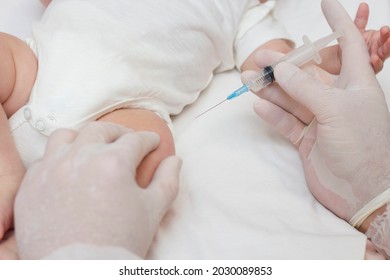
11 0 254 166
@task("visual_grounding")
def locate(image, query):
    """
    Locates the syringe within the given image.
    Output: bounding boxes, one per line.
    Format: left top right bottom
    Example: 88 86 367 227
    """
195 30 342 118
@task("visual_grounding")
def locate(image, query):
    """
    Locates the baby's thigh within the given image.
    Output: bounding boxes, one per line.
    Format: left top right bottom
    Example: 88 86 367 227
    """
0 231 18 260
0 33 37 117
98 108 175 187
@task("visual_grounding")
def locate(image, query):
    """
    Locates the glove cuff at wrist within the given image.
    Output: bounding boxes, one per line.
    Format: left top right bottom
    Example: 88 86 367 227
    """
349 189 390 228
366 203 390 259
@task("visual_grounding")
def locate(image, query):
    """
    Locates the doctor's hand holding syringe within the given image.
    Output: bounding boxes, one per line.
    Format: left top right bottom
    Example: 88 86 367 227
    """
197 2 389 119
246 0 390 259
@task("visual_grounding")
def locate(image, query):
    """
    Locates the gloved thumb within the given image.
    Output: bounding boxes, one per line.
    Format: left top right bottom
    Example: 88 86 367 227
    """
321 0 375 85
274 61 330 116
241 50 284 91
146 156 182 221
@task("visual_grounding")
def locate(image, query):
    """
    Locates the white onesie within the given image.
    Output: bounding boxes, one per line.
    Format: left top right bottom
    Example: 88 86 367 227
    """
10 0 291 166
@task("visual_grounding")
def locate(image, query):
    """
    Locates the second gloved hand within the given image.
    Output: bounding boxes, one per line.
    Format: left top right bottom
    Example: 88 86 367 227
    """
14 122 182 259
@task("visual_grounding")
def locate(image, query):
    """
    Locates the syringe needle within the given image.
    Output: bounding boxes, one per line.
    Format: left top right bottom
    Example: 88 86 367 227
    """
195 99 227 119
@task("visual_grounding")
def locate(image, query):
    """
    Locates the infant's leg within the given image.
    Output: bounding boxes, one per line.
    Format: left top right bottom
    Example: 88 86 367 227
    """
0 32 37 117
0 32 37 239
0 231 18 260
0 106 25 240
98 108 175 187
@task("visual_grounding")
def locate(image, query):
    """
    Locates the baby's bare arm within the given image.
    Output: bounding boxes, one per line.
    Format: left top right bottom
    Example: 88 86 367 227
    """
240 39 293 72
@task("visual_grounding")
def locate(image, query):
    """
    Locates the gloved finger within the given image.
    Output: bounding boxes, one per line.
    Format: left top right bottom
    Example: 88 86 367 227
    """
72 122 132 147
45 128 78 155
112 131 160 171
321 0 375 85
253 98 307 146
302 63 338 86
274 62 330 116
146 156 182 222
246 72 314 125
242 54 324 125
268 60 335 122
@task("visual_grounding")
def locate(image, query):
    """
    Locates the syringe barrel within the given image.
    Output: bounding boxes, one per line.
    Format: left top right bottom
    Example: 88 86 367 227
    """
279 35 322 67
244 31 342 94
246 66 275 92
277 30 342 67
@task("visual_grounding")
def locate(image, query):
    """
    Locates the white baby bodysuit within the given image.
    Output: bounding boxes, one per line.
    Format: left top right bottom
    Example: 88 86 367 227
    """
10 0 291 166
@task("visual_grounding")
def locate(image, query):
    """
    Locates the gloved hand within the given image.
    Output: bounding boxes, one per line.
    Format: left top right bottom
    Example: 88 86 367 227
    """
14 122 182 259
243 0 390 230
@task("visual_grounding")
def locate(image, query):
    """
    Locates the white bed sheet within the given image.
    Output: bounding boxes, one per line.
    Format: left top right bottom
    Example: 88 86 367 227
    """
1 0 389 259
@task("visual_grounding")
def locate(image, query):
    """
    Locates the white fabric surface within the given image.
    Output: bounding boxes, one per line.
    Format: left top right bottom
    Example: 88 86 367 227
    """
43 244 140 260
8 0 291 168
1 0 389 259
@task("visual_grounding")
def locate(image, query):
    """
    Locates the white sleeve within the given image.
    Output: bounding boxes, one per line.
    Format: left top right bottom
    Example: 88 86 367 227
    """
42 244 141 260
234 1 294 69
366 203 390 259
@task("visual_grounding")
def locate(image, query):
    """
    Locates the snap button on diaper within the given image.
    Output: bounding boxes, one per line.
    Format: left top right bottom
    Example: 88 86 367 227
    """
35 119 47 132
47 115 57 123
23 107 32 120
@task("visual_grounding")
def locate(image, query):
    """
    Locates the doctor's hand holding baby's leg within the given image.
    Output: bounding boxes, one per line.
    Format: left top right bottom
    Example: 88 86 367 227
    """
14 122 182 259
244 0 390 258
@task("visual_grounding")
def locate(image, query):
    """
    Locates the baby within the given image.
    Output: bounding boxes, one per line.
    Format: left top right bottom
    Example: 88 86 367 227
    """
0 0 294 242
0 0 389 253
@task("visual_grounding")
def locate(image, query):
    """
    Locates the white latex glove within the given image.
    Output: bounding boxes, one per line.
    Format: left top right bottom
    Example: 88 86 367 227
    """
243 0 390 255
14 122 182 259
